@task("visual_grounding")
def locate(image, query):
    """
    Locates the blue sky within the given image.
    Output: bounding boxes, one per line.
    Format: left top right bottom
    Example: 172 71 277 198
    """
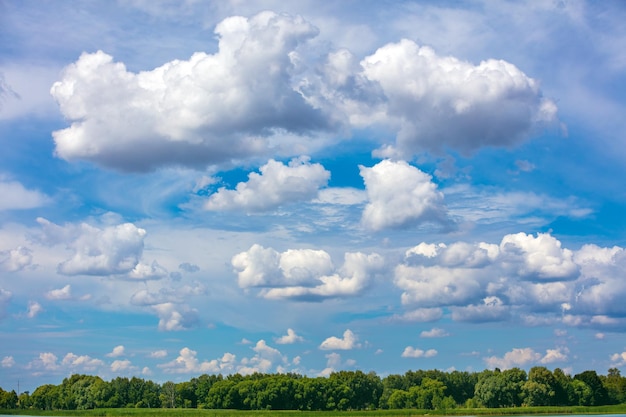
1 0 626 393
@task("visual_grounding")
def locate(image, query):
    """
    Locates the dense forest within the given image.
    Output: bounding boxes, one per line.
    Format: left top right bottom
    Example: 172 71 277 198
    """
1 367 626 411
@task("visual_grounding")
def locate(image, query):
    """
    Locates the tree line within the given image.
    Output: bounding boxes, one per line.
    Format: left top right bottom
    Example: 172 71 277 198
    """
1 367 626 411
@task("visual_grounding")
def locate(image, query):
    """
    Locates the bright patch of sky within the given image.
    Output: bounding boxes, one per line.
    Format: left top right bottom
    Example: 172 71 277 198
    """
1 0 626 392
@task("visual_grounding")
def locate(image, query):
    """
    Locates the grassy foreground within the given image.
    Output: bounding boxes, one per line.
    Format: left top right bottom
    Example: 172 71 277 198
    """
2 405 626 417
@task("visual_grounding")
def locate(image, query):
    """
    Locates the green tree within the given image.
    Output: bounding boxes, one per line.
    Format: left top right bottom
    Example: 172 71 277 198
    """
552 368 572 406
575 370 609 405
204 379 237 409
160 381 177 408
602 368 626 404
444 370 477 405
387 389 409 409
294 377 328 411
474 368 526 408
31 384 60 410
570 379 593 405
523 367 557 406
195 374 222 408
0 388 18 409
18 391 31 409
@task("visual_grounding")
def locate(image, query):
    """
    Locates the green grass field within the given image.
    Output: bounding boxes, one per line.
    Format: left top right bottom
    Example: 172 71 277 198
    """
2 404 626 417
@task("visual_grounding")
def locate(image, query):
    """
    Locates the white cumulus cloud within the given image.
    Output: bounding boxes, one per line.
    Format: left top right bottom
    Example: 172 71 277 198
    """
361 39 557 157
276 328 305 344
106 345 125 358
360 160 451 231
232 245 384 301
0 246 34 272
402 347 438 358
205 157 330 212
420 328 450 338
484 347 568 369
319 329 360 350
36 217 147 277
26 301 43 318
45 284 72 300
50 12 326 172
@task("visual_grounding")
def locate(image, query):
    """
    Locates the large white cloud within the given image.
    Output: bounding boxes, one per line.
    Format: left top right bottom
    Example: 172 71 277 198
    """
360 160 451 231
50 11 556 172
50 12 327 171
36 217 147 276
361 39 557 157
232 245 384 300
205 157 330 212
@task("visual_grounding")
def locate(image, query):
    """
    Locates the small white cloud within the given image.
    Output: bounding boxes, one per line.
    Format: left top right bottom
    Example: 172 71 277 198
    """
149 350 167 359
420 328 450 338
276 328 304 344
1 356 15 368
159 347 219 374
541 347 569 364
26 301 43 318
515 159 536 172
402 346 438 358
319 329 361 350
610 351 626 367
110 359 134 372
319 352 342 376
28 352 59 371
128 260 168 281
45 285 72 300
106 345 125 358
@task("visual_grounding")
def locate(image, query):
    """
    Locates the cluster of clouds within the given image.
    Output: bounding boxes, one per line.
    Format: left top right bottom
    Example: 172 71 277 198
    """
232 232 626 329
50 11 556 172
0 215 209 331
394 232 609 325
9 327 600 377
202 158 454 233
232 244 385 301
15 330 365 378
484 347 570 370
2 215 624 334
